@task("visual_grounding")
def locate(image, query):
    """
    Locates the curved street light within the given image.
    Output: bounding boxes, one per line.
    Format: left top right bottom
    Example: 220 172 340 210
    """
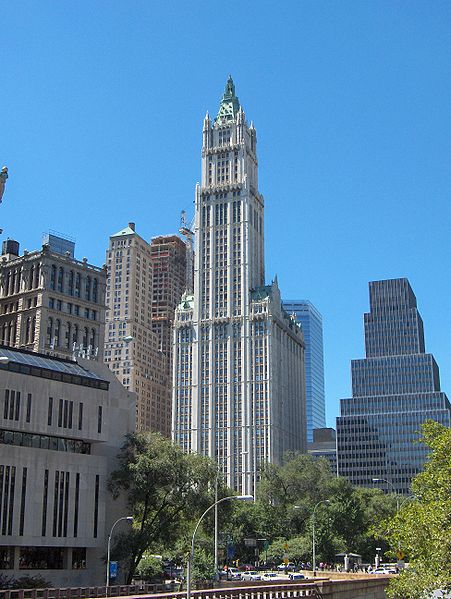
312 500 331 575
187 495 253 599
106 516 133 587
214 452 249 581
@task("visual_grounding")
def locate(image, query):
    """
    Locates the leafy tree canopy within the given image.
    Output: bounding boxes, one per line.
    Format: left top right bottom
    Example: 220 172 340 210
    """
108 432 217 582
384 421 451 598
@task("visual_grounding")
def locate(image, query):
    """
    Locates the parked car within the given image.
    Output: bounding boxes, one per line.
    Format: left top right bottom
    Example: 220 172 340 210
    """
242 571 261 581
288 573 305 580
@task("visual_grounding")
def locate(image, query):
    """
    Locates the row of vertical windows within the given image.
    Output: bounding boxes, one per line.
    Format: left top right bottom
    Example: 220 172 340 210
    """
49 266 99 303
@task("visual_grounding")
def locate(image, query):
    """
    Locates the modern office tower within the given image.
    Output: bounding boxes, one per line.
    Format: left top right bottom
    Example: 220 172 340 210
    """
283 300 326 442
104 224 179 435
172 77 306 496
337 278 451 495
0 345 135 586
307 427 337 474
0 235 106 360
150 235 187 382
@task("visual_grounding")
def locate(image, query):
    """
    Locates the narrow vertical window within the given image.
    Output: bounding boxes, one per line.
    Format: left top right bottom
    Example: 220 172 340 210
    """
63 472 70 537
52 471 59 536
68 401 73 429
8 390 15 420
93 475 99 538
58 399 63 427
42 469 49 536
3 389 9 419
26 393 32 423
14 391 20 421
63 400 68 428
7 466 15 535
48 397 53 426
58 470 64 536
19 467 27 535
97 406 102 434
78 403 83 431
73 473 80 538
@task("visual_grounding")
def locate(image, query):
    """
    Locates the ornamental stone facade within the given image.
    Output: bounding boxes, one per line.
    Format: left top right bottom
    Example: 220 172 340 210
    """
172 78 307 495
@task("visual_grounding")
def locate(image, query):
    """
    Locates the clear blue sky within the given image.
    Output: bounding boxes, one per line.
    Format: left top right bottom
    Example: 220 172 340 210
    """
2 1 450 426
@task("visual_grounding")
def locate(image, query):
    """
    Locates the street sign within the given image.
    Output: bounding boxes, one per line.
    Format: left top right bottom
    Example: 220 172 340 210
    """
244 538 257 547
396 550 405 560
283 552 289 565
109 561 118 579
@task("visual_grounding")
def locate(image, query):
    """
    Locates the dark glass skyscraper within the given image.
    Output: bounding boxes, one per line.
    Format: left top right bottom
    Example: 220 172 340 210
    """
337 278 451 495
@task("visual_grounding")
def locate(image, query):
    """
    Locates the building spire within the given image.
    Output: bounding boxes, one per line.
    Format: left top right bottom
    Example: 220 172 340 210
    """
215 75 240 124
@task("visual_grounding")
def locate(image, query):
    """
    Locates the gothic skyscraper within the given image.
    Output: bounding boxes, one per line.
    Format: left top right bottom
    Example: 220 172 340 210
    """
172 78 306 495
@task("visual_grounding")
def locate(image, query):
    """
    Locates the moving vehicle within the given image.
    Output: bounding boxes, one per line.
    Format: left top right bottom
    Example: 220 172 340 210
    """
277 562 296 571
261 572 282 581
242 571 261 581
288 573 305 580
220 567 242 580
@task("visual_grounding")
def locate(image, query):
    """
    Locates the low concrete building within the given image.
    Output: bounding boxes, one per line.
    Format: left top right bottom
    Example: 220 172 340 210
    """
0 345 135 586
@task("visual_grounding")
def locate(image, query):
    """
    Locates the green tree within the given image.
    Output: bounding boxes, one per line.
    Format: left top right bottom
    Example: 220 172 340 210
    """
108 432 217 583
135 554 164 580
384 421 451 598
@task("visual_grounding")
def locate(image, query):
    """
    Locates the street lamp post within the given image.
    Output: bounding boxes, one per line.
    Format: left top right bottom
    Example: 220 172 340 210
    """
312 500 331 575
372 478 399 511
187 495 253 599
214 452 248 581
106 516 133 588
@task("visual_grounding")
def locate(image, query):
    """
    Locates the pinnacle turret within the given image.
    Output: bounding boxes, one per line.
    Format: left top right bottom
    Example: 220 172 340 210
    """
215 76 241 124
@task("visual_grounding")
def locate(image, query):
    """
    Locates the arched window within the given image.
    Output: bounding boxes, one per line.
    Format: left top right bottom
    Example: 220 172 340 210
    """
90 328 96 348
82 327 88 348
72 324 79 347
12 322 17 344
11 271 16 295
85 276 91 301
66 322 72 348
75 273 81 298
54 319 61 347
57 267 64 293
31 317 36 343
34 264 40 288
68 271 74 296
8 322 13 345
92 278 98 303
2 323 7 344
47 317 53 346
25 317 31 343
50 265 57 290
5 272 10 297
16 268 22 293
29 266 34 290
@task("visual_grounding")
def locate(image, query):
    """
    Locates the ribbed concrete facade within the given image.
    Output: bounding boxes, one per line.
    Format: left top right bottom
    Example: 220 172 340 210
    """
172 78 306 495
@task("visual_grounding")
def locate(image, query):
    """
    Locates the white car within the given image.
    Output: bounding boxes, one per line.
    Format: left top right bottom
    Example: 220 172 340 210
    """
242 571 261 581
220 567 242 580
261 572 282 581
288 573 305 580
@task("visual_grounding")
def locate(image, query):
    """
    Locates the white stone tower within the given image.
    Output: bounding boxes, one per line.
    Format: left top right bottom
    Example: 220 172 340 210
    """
173 77 306 495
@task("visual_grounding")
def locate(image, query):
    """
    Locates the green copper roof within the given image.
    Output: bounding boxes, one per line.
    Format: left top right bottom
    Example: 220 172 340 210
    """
111 225 136 238
215 76 240 124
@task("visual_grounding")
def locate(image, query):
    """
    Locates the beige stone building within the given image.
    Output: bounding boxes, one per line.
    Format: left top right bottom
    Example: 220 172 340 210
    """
104 224 174 434
0 236 106 361
0 345 135 586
